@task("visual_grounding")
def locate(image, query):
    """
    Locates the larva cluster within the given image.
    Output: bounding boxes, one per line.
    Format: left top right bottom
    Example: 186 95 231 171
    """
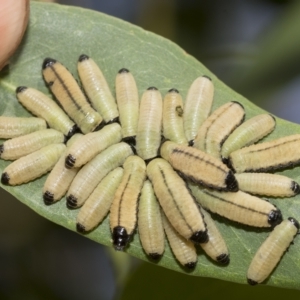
0 55 299 285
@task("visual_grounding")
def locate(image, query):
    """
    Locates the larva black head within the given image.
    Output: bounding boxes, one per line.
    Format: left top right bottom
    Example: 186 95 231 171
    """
190 230 209 244
1 172 10 185
43 191 54 205
225 171 238 192
66 195 78 209
65 154 76 169
76 223 87 234
288 217 300 230
184 261 197 270
122 136 136 146
16 86 27 94
118 68 129 73
112 226 130 251
269 114 276 123
216 253 230 265
0 145 4 156
202 75 212 81
231 101 244 110
268 209 283 227
188 140 194 147
78 54 89 62
66 125 79 139
291 181 300 195
168 88 179 93
42 58 56 69
147 86 158 91
148 252 162 261
247 278 258 286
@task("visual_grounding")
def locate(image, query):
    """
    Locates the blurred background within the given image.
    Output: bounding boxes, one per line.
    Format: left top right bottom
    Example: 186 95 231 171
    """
1 0 300 299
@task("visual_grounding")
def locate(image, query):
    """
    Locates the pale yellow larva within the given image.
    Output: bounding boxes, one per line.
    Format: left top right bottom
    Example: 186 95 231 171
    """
247 218 299 285
221 114 276 162
65 123 122 168
229 134 300 173
77 55 119 124
162 88 188 145
0 116 47 139
193 101 245 159
199 207 229 265
16 86 77 138
42 133 83 205
76 167 124 233
160 141 238 192
183 75 214 144
42 58 103 134
189 184 282 228
161 212 197 269
110 155 147 251
115 68 139 145
235 173 300 197
66 142 133 209
147 158 208 244
0 129 65 161
1 143 66 186
138 180 165 260
136 87 163 162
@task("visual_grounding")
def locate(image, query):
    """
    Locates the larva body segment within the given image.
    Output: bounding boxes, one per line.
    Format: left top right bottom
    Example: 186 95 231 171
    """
77 55 119 124
163 89 188 145
115 68 139 144
0 116 47 139
76 167 124 233
16 86 77 138
66 142 133 209
183 75 214 144
190 185 282 228
199 207 230 264
235 173 300 197
229 134 300 173
136 87 163 162
147 158 208 244
247 218 299 285
110 156 147 251
193 101 245 159
138 180 165 260
221 114 276 161
42 58 103 134
0 129 65 160
1 143 66 186
65 123 122 168
160 141 238 192
43 134 83 205
162 212 197 269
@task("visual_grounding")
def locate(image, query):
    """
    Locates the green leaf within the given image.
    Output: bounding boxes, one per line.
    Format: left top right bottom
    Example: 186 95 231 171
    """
1 1 300 290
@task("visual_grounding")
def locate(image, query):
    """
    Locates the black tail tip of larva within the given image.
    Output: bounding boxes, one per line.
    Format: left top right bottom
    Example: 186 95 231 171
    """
66 125 79 139
76 223 87 233
202 75 212 81
288 217 300 230
118 68 129 74
43 191 54 205
168 88 179 93
148 253 162 261
268 209 283 227
247 278 258 286
188 140 194 147
78 54 89 62
147 86 158 91
225 171 239 192
122 136 136 146
291 181 300 195
65 154 76 169
16 86 27 94
216 253 230 265
112 226 130 251
42 58 56 69
66 195 78 209
1 172 10 185
190 230 209 244
184 261 197 270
